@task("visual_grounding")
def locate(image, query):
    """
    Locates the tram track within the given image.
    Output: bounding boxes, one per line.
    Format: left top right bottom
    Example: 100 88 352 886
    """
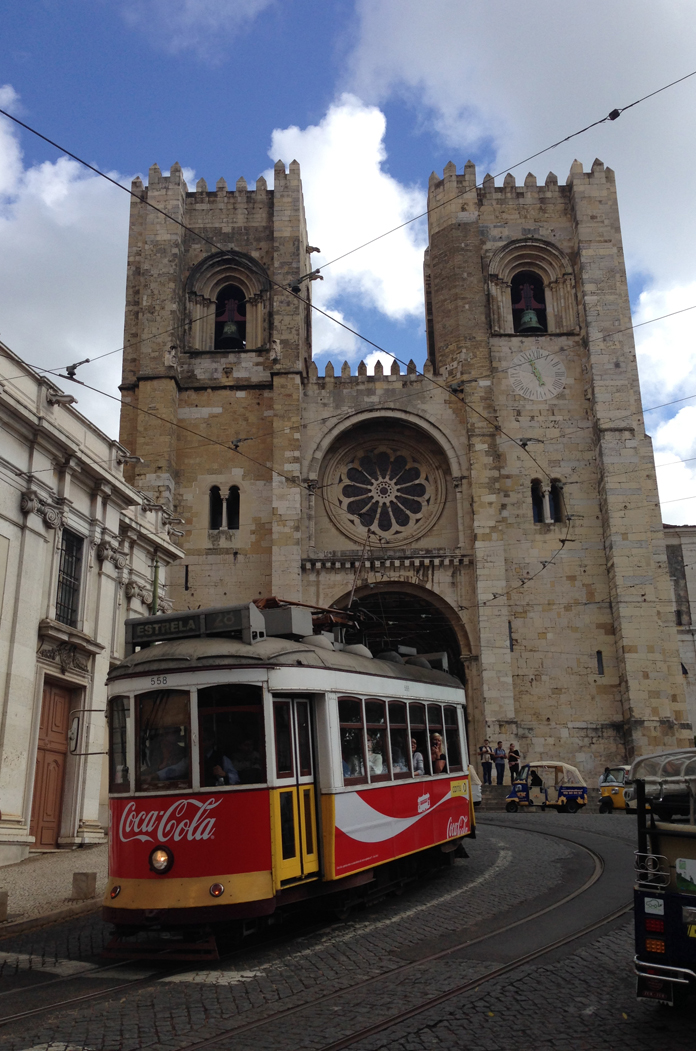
124 829 622 1051
0 822 633 1050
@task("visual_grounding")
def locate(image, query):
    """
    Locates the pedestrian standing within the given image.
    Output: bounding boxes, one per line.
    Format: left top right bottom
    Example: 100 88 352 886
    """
493 741 507 786
478 739 493 784
507 742 521 783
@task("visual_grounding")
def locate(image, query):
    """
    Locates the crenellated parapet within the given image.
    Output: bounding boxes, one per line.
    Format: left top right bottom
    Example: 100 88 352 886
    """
307 357 432 385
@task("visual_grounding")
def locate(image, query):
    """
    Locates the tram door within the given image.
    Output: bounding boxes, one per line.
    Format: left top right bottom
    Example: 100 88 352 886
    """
271 698 320 887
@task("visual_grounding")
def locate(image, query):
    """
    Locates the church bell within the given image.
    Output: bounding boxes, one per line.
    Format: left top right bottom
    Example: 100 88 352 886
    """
518 309 546 334
221 320 241 340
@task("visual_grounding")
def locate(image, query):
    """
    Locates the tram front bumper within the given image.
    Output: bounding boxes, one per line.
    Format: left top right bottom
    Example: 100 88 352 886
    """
103 870 274 913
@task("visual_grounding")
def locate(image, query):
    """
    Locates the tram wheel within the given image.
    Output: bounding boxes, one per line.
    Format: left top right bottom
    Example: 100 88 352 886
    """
505 800 519 813
564 800 580 814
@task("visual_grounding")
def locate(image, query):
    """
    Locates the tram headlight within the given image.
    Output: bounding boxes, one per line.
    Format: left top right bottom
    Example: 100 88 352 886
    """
149 845 174 874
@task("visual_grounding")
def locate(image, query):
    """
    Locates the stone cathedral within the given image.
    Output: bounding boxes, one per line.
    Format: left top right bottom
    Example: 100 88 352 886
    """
118 156 694 777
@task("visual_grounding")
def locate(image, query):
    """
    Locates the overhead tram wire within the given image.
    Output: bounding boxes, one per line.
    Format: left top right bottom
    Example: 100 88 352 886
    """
4 70 696 480
294 68 696 282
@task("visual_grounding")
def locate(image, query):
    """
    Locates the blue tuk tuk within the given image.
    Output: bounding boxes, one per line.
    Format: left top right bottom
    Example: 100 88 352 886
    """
505 761 588 813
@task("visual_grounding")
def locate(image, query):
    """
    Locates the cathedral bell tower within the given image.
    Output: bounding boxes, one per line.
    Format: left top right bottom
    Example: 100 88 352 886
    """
425 158 691 760
119 159 312 607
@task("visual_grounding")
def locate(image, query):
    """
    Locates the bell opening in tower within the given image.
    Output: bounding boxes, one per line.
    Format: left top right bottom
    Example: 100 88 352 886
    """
511 271 547 334
215 284 247 349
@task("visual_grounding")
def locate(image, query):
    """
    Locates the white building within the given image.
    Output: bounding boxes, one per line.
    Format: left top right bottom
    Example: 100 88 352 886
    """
0 343 182 865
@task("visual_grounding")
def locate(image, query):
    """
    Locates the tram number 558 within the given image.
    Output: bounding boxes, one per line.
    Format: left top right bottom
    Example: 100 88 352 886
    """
150 676 168 686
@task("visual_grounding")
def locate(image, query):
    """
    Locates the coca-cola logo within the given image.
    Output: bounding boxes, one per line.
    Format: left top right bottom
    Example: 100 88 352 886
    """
447 815 468 837
118 798 221 844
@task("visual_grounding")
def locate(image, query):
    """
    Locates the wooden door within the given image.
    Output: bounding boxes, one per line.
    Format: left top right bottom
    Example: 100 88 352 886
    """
30 682 71 849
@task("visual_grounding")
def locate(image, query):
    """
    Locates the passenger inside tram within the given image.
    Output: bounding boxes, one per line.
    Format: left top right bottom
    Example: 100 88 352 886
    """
367 733 384 775
430 733 448 774
155 730 190 781
411 737 425 776
200 727 239 786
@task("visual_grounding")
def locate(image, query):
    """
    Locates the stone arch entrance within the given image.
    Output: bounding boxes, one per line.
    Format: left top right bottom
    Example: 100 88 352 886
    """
334 583 470 682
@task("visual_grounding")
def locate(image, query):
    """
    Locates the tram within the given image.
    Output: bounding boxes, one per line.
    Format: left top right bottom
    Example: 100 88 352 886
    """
631 749 696 1005
103 602 473 957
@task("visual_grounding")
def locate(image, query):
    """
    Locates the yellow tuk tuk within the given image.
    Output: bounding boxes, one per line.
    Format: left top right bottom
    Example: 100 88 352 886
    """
598 765 632 813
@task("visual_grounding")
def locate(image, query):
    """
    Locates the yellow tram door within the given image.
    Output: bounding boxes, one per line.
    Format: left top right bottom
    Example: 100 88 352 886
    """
271 698 320 889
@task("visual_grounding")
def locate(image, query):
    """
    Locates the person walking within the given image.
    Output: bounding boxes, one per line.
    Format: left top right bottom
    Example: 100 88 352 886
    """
478 739 493 784
493 741 507 786
507 743 521 783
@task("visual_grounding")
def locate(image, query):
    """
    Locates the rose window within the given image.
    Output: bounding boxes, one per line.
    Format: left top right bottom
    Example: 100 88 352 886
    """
325 440 445 546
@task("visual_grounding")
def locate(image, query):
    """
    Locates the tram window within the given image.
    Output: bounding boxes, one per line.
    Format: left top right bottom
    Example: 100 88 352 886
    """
296 700 313 777
365 699 390 782
279 791 297 859
388 702 412 779
198 684 266 786
338 696 367 785
274 701 294 778
444 707 463 772
136 690 191 791
108 696 130 794
427 705 447 775
408 703 431 776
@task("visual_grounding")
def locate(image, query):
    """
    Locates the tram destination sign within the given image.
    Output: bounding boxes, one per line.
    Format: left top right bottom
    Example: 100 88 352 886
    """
125 603 266 654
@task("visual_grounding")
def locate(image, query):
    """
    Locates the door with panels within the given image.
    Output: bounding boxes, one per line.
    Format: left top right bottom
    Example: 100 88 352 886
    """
271 697 320 887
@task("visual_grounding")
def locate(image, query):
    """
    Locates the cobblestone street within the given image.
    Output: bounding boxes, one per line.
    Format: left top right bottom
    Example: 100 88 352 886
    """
0 815 691 1051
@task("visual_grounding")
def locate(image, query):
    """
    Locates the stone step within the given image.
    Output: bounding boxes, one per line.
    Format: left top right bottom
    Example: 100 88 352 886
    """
477 785 511 811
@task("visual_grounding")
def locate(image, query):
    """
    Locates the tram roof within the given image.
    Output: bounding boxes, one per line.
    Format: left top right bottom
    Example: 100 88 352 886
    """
108 636 465 692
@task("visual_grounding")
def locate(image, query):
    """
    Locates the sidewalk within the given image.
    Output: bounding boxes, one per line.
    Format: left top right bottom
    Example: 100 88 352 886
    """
0 844 108 933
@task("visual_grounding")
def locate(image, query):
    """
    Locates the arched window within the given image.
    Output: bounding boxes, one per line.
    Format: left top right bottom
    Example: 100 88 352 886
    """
214 284 247 350
548 481 565 523
226 486 240 530
531 479 545 523
511 271 547 333
209 485 223 530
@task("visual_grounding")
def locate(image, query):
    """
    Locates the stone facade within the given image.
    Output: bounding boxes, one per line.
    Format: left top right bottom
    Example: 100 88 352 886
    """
0 343 181 864
118 157 692 782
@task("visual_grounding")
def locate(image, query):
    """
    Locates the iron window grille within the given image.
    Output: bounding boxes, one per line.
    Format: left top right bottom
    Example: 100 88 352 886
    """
55 529 83 627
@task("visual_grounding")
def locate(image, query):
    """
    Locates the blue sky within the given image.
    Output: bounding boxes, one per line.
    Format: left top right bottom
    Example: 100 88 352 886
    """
2 1 696 519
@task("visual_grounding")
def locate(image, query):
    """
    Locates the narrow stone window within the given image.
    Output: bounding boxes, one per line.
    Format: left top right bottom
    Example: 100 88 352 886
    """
531 479 545 523
56 529 83 627
226 486 240 530
214 284 247 349
508 621 514 652
681 662 689 676
548 481 565 523
596 650 604 676
511 271 547 333
209 486 223 530
676 609 683 626
184 565 189 591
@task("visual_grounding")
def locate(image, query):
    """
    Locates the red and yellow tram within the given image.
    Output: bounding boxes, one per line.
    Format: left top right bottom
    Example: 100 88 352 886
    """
103 603 473 954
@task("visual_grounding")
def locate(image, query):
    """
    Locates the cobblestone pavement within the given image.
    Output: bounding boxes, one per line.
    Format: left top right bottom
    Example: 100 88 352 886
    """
0 816 670 1051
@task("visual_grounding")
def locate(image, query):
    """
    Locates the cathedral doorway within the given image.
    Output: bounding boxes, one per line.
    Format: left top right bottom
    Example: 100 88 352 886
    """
335 584 469 685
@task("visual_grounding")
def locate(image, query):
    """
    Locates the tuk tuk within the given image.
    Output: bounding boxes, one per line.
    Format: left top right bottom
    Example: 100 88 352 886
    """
632 748 696 1005
599 765 632 813
505 762 588 813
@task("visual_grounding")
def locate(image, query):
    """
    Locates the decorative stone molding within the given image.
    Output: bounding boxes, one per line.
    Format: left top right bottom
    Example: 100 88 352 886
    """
96 539 128 569
125 580 172 614
20 489 64 530
37 639 90 673
488 239 579 335
303 556 469 572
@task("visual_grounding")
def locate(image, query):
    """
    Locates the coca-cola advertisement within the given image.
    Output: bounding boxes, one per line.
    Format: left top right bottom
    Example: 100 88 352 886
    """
110 791 271 879
332 776 471 877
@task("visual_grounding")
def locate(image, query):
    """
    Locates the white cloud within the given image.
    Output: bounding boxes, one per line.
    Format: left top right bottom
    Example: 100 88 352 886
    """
0 99 129 436
653 407 696 525
344 1 696 521
268 95 427 362
120 0 274 60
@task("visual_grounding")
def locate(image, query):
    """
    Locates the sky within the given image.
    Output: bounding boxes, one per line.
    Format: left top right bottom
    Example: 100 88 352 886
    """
1 1 696 521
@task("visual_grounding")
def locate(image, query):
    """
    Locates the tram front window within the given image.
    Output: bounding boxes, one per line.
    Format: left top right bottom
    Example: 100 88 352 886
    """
198 684 266 786
108 695 130 794
339 697 367 785
136 690 191 791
